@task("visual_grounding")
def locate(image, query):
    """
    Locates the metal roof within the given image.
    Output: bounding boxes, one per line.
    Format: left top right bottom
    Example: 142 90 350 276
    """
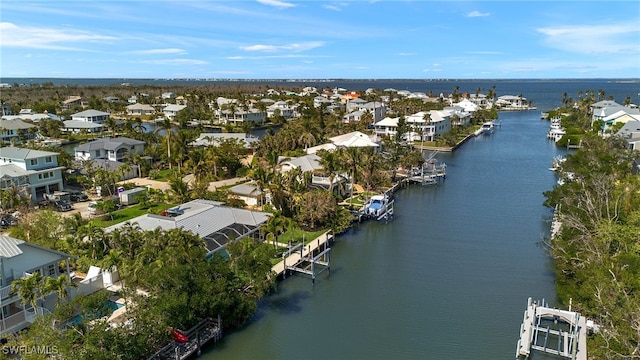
0 146 59 160
0 235 24 258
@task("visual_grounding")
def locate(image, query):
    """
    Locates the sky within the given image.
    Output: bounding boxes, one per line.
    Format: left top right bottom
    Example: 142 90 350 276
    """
1 1 639 79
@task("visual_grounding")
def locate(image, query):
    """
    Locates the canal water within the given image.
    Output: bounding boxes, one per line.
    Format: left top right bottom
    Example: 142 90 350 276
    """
203 110 563 359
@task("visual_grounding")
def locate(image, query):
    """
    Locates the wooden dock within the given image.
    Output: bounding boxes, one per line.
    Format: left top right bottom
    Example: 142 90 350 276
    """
272 231 334 284
148 316 222 360
516 298 588 360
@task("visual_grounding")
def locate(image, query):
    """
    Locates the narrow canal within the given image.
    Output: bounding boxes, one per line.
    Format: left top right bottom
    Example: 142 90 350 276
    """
204 110 563 359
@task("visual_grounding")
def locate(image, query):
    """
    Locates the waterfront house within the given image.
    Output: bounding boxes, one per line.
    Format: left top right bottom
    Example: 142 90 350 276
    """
74 137 145 162
162 104 187 120
306 131 379 154
190 133 259 148
63 119 104 134
104 199 270 257
599 109 640 134
0 236 74 336
266 101 296 119
495 95 529 110
616 120 640 150
278 153 347 191
71 109 110 124
373 110 451 142
126 103 156 116
0 119 36 143
216 109 266 126
0 147 65 202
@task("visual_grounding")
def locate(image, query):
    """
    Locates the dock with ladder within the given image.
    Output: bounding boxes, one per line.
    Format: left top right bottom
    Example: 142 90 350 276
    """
516 297 589 360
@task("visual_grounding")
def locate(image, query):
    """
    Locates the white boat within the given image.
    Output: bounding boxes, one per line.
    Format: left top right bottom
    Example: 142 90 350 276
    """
481 122 494 134
547 128 566 142
364 194 393 221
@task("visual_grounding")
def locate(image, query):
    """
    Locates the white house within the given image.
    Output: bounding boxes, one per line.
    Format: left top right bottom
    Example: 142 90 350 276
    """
228 181 264 207
126 103 156 116
0 147 65 202
267 101 296 119
162 104 187 120
306 131 379 154
217 110 266 125
190 133 259 148
74 137 145 162
373 110 451 142
0 236 74 336
71 109 110 124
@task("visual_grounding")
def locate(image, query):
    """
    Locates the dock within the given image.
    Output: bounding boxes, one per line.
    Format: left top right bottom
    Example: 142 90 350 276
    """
148 316 223 360
516 297 589 360
272 231 334 284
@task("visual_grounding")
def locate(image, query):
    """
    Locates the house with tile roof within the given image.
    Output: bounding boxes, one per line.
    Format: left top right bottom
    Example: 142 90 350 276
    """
0 147 65 202
126 103 156 116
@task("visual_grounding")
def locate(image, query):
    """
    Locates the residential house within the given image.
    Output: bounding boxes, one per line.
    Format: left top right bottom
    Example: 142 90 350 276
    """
74 136 145 162
0 102 11 116
0 119 36 143
495 95 530 109
126 103 156 116
217 109 266 125
104 199 270 257
190 133 259 148
2 112 61 123
161 92 176 100
267 101 296 119
0 147 65 202
228 181 264 207
344 101 386 123
0 236 74 336
61 96 84 110
162 104 187 120
469 93 491 108
616 120 640 150
374 110 451 143
278 153 347 191
313 96 332 108
62 120 104 134
71 109 110 124
306 131 379 154
600 108 640 134
103 96 120 103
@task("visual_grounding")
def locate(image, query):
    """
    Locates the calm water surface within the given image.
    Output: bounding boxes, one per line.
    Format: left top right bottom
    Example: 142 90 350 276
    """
203 110 563 359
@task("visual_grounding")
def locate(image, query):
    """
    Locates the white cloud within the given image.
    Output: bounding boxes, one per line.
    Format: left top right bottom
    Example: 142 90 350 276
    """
396 52 415 56
130 48 187 55
0 22 116 50
142 58 207 65
466 11 490 18
257 0 295 9
537 22 640 54
240 41 324 52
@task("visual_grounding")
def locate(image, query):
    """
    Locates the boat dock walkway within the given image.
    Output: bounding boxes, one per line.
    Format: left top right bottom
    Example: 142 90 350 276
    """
272 231 334 284
148 316 222 360
516 297 589 360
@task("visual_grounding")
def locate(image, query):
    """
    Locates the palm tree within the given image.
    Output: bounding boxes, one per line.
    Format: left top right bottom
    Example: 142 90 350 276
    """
317 149 341 195
45 274 76 306
156 118 174 169
262 212 285 250
10 272 44 315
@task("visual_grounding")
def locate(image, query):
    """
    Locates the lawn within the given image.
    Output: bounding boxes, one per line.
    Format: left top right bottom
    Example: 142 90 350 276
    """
90 202 177 227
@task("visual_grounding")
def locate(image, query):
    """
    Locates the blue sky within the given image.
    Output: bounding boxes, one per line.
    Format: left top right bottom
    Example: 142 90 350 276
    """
1 1 639 79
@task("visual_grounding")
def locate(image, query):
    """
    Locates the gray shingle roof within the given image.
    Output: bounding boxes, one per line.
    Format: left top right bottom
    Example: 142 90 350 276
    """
75 137 145 152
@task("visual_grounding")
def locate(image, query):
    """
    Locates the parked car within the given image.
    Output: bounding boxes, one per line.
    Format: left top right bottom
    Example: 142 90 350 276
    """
0 214 17 228
70 191 89 202
53 200 73 212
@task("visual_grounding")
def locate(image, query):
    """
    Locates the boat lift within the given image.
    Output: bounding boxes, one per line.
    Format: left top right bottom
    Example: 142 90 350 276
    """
281 236 331 285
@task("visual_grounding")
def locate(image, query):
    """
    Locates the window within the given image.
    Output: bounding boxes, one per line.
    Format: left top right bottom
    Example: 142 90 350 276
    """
47 264 56 276
45 156 52 163
95 150 101 157
30 159 38 166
